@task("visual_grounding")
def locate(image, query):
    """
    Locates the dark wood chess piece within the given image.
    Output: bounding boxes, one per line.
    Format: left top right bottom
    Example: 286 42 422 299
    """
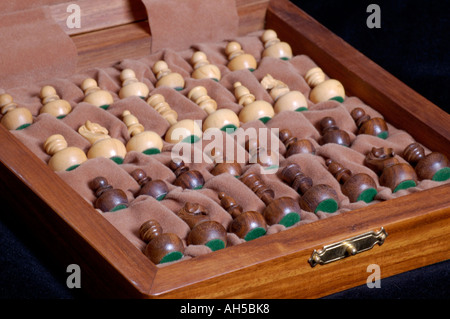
351 107 389 139
365 147 418 192
319 116 351 147
240 173 301 227
169 158 205 190
325 159 378 203
177 202 227 251
139 219 184 264
402 142 450 181
218 192 267 241
130 168 169 201
281 163 339 213
90 176 128 212
208 147 243 177
279 128 316 157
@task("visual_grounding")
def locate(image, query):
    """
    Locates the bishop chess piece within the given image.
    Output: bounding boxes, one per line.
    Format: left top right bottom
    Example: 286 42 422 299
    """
402 142 450 181
326 159 378 203
218 192 267 241
261 29 293 60
281 163 339 213
169 158 205 190
0 93 33 130
225 41 257 72
234 81 274 123
90 176 128 212
44 134 87 172
81 78 114 109
130 168 169 201
122 110 163 155
260 74 308 112
190 51 221 82
118 69 150 99
319 116 351 147
152 60 185 91
240 173 301 227
39 85 72 118
139 219 184 264
279 129 316 157
304 67 345 103
351 107 389 140
147 93 202 144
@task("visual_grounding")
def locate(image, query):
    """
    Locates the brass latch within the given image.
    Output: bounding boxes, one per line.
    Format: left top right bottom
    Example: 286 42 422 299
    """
308 227 387 267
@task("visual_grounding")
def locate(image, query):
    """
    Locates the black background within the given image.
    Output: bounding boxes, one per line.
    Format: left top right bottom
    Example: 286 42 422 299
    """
0 0 449 300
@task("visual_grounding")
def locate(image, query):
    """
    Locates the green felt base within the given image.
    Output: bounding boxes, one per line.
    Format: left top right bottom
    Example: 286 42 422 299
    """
279 212 300 227
329 96 344 103
110 156 124 164
66 164 80 171
193 185 204 190
206 239 225 251
99 105 109 110
181 135 201 144
16 123 31 130
249 68 255 72
295 107 308 112
110 204 127 212
56 114 67 119
159 251 184 264
432 167 450 181
357 188 378 203
220 124 238 133
280 57 290 61
377 131 389 140
259 116 271 124
142 148 161 155
315 198 339 213
156 194 167 201
175 87 184 91
393 180 416 193
244 227 267 241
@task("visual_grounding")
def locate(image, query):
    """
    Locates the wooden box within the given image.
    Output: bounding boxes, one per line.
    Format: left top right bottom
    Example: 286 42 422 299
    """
1 0 449 299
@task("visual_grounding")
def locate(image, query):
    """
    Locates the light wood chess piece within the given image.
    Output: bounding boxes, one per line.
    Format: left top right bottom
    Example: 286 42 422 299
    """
81 78 114 109
304 67 345 103
225 41 257 72
0 93 33 130
260 74 308 112
44 134 87 172
190 51 221 82
261 29 293 60
233 82 274 123
39 86 72 118
152 60 185 91
118 69 150 99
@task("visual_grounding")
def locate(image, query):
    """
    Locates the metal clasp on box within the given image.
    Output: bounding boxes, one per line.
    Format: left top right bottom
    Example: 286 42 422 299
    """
308 227 388 267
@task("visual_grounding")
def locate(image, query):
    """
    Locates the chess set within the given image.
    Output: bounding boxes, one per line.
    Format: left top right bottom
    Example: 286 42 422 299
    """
0 0 449 298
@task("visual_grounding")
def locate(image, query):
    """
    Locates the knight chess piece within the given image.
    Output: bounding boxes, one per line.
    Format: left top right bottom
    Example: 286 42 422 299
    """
118 69 150 99
351 107 389 139
152 60 185 91
279 128 316 157
130 168 169 201
169 158 205 190
261 29 293 60
319 116 351 147
39 85 72 118
190 51 221 81
225 41 257 72
260 74 308 112
304 67 345 103
122 110 163 155
44 134 87 171
234 81 274 123
90 176 128 212
0 93 33 130
81 78 114 109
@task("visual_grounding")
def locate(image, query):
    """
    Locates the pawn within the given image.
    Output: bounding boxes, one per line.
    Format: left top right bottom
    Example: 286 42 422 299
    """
0 93 33 130
365 147 418 192
130 168 169 201
351 107 389 139
152 60 185 91
177 202 228 251
234 82 274 123
402 142 450 181
169 158 205 190
147 93 202 143
39 86 72 118
90 176 128 212
81 78 114 109
260 74 308 112
118 69 150 99
122 110 163 154
245 138 279 171
44 134 87 171
240 173 301 227
208 148 243 177
304 67 345 103
139 219 184 264
281 163 339 213
218 192 267 241
319 116 351 147
190 51 221 82
78 120 127 164
187 86 240 132
225 41 257 72
261 29 293 60
326 159 378 203
279 129 316 157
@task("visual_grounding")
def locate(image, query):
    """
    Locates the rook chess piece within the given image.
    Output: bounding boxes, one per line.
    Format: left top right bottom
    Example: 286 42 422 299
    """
90 176 128 212
152 60 185 91
304 67 345 103
122 110 163 154
234 82 274 123
319 116 351 147
190 51 221 82
0 93 33 130
260 74 308 112
261 29 293 60
118 69 150 99
281 163 339 213
140 219 184 264
225 41 257 72
130 168 169 201
218 192 267 241
39 85 72 118
351 107 389 139
81 78 114 109
326 159 378 203
279 128 316 157
402 142 450 181
169 158 205 190
44 134 87 171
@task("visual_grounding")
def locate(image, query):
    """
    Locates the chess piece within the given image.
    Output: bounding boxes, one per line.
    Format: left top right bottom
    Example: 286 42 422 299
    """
304 67 345 103
351 107 389 139
208 147 242 177
122 110 163 154
147 93 202 144
402 142 450 181
169 158 205 190
261 29 293 60
81 78 114 109
0 93 33 130
326 159 378 203
187 86 240 132
281 163 339 213
279 129 316 157
177 202 228 251
225 41 257 72
319 116 351 147
90 176 128 212
260 74 308 112
365 147 418 192
218 192 267 241
245 138 279 171
78 120 127 164
44 134 87 171
152 60 185 91
140 219 184 264
118 69 150 99
130 168 169 201
39 85 72 118
190 51 221 81
234 82 274 123
240 173 301 227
